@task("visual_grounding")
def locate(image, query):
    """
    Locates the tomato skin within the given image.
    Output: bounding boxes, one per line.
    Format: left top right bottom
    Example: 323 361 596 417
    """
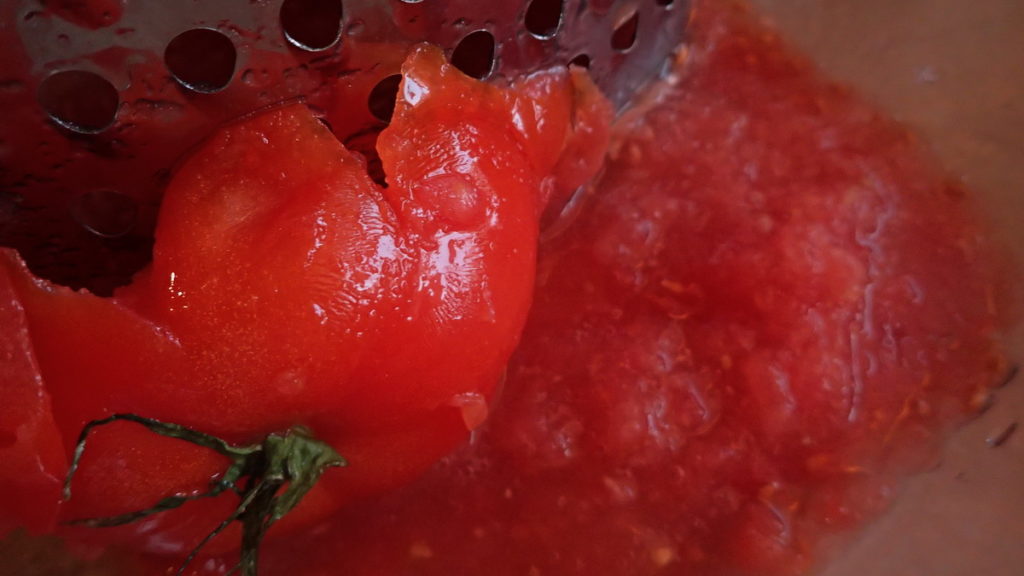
0 45 610 554
0 261 66 535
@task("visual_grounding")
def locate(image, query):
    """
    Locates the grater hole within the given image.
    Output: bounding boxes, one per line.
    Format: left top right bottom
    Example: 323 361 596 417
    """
37 70 119 134
525 0 565 39
569 54 592 69
164 29 237 93
70 189 138 239
368 74 402 123
281 0 344 51
451 30 496 80
655 0 675 6
611 10 639 52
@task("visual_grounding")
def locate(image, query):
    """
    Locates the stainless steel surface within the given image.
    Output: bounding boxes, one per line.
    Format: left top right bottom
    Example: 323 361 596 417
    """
0 0 689 292
748 1 1024 574
10 0 690 110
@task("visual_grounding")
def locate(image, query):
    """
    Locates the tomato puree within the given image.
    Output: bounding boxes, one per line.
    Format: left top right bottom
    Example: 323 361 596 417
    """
241 3 1010 576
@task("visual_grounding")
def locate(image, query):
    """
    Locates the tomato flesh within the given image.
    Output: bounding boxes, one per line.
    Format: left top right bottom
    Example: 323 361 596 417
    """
0 45 611 554
0 263 65 535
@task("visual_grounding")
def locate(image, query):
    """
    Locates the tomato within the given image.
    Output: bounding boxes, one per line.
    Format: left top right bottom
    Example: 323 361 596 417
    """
0 44 611 559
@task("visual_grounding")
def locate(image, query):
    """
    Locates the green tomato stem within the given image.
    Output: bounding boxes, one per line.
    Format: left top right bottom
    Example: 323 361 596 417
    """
63 413 346 576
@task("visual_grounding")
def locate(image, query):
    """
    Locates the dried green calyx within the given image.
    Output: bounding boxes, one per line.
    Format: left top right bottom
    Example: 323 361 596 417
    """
63 413 346 576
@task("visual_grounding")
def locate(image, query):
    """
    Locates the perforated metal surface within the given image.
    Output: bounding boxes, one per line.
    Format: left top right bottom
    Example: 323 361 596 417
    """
0 0 689 293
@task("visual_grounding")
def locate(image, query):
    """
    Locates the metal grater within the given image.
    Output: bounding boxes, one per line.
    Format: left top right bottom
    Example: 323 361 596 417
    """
0 0 689 294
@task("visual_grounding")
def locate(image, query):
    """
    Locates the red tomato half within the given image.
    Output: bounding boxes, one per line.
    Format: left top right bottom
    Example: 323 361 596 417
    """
0 45 610 556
